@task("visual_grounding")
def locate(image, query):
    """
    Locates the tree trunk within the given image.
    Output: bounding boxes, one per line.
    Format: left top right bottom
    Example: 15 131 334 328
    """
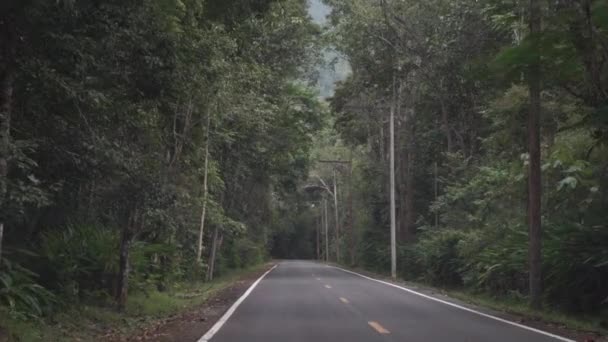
0 223 3 264
333 169 340 263
404 141 416 241
434 161 439 227
206 226 221 281
196 113 211 265
0 37 15 266
316 212 321 260
324 197 329 262
439 80 453 153
348 160 355 266
527 0 543 310
397 152 408 242
401 87 416 243
396 80 408 244
116 210 138 311
389 75 397 279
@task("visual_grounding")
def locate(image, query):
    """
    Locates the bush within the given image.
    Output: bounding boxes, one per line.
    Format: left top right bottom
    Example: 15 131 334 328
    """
543 222 608 312
219 238 265 275
0 258 56 319
459 225 528 295
40 224 119 300
405 229 469 287
130 241 181 292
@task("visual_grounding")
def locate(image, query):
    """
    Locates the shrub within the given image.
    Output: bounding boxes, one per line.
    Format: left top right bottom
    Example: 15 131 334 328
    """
40 223 119 300
0 258 56 319
459 225 528 295
407 229 469 287
543 222 608 312
130 241 180 292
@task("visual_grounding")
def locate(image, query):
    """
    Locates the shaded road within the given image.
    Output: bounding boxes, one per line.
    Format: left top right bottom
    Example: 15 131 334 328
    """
204 261 572 342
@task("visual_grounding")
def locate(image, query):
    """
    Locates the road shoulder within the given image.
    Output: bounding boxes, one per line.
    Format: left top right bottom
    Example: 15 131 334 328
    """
109 263 276 342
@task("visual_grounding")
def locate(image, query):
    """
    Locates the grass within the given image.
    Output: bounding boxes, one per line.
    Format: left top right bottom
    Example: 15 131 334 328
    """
0 263 269 342
447 290 608 336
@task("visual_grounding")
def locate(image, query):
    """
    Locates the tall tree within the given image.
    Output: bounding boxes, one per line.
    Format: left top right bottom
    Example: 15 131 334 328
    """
527 0 543 310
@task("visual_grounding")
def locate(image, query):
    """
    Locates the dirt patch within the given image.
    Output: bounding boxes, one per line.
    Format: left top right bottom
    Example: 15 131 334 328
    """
104 264 275 342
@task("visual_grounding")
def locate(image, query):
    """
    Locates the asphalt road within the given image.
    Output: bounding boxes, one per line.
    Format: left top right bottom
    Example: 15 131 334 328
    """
204 261 571 342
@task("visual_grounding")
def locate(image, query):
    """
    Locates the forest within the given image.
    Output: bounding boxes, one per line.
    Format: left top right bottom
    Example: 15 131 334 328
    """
307 0 608 330
0 0 607 340
0 0 328 338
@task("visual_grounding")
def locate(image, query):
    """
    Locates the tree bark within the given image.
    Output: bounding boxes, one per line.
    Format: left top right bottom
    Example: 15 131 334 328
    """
116 210 138 311
324 197 329 262
348 160 355 266
206 226 221 281
389 75 397 279
196 112 211 265
332 169 340 263
0 223 3 263
527 0 543 310
396 79 408 244
0 22 15 265
404 136 416 241
401 83 416 243
439 79 453 153
316 210 323 260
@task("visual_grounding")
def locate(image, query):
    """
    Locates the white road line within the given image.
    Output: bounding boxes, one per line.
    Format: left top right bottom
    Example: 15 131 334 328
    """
330 266 574 342
198 265 278 342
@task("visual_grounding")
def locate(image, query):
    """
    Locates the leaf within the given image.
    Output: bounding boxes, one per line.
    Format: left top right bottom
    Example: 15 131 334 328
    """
557 176 577 190
594 260 608 268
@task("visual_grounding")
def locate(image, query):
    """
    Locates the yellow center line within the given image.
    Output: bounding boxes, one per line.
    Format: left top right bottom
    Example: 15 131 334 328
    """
368 321 390 334
339 297 349 304
324 284 332 289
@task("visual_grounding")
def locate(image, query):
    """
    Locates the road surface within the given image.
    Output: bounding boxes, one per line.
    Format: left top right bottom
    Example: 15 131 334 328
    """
203 261 571 342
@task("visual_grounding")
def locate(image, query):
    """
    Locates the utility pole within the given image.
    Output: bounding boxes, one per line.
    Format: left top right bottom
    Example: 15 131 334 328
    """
390 75 397 279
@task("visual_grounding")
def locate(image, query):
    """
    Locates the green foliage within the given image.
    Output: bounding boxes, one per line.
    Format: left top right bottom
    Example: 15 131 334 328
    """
0 0 324 329
40 224 119 300
327 0 608 319
0 259 56 319
408 229 468 287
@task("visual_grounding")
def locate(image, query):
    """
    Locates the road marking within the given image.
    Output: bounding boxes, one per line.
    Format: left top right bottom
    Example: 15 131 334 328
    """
368 321 390 334
324 284 332 289
316 277 321 281
331 266 574 342
339 297 349 304
198 265 278 342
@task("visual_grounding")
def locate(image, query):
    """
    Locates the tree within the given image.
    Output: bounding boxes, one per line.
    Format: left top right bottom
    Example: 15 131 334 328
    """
527 0 542 310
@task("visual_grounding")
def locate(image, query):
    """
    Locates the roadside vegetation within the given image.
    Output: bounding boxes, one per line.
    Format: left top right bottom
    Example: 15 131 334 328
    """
0 264 268 341
1 0 608 339
0 0 324 339
301 0 608 334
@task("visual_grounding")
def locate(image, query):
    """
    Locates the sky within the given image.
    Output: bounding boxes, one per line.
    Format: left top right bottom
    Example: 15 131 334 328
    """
307 0 351 98
308 0 331 25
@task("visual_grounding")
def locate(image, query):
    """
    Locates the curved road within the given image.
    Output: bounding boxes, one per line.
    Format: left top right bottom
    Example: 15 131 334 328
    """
202 261 572 342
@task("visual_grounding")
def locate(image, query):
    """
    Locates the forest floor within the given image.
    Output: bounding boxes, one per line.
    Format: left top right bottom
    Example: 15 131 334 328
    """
330 263 607 342
0 263 275 342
